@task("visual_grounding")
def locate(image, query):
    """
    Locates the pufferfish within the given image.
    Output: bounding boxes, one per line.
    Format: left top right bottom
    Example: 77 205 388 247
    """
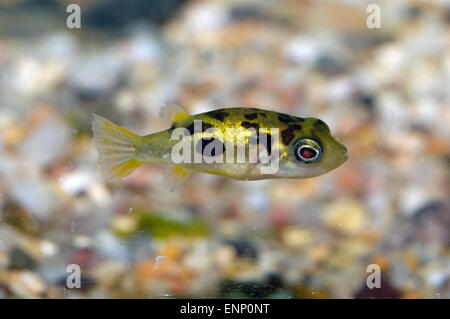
92 103 348 191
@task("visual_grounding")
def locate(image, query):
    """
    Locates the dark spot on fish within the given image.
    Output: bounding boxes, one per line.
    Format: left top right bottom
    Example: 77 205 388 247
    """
281 127 295 145
314 119 330 132
208 109 229 121
244 113 258 120
185 121 214 135
258 113 267 118
171 123 192 135
249 132 272 155
186 122 195 135
279 123 302 145
316 119 327 127
263 133 272 155
202 122 214 132
290 124 302 130
278 114 294 123
196 138 225 157
241 121 260 131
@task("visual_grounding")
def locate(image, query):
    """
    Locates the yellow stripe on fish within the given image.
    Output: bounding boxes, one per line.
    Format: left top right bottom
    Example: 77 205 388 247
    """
92 103 348 191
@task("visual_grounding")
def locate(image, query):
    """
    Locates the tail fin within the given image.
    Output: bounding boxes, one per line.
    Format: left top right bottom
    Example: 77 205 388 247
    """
91 114 142 180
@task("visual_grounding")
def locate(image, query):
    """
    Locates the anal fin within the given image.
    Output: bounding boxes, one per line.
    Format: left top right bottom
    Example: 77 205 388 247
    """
162 166 191 192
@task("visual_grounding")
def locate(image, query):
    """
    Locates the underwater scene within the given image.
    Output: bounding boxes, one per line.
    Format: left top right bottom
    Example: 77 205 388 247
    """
0 0 448 299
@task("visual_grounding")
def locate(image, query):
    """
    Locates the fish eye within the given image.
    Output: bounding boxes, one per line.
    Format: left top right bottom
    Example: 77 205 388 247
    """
293 139 322 163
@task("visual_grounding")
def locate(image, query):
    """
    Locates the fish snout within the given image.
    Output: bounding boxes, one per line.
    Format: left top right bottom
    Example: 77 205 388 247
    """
340 145 349 162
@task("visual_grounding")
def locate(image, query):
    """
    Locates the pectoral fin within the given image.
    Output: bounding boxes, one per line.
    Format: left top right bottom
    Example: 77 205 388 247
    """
162 166 191 192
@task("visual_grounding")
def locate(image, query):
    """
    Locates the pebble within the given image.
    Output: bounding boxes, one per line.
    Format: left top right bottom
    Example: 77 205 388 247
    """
322 200 368 235
223 239 258 261
7 271 47 298
8 246 37 270
9 177 56 219
281 227 314 249
18 117 71 169
111 214 138 237
0 250 9 270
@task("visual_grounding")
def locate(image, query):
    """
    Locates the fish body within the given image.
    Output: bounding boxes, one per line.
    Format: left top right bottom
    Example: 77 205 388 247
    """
92 103 348 190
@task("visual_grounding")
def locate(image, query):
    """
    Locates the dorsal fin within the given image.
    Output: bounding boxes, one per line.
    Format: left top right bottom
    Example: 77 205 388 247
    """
162 166 191 192
159 102 190 125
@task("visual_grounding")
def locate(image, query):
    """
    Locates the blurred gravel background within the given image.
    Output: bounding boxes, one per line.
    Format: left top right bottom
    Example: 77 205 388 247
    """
0 0 449 298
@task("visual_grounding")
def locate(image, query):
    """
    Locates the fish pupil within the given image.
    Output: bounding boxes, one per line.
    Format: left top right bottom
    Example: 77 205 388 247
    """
300 147 317 159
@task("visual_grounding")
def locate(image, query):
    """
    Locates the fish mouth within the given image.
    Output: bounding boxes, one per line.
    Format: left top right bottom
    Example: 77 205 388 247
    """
342 152 349 161
339 146 349 162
